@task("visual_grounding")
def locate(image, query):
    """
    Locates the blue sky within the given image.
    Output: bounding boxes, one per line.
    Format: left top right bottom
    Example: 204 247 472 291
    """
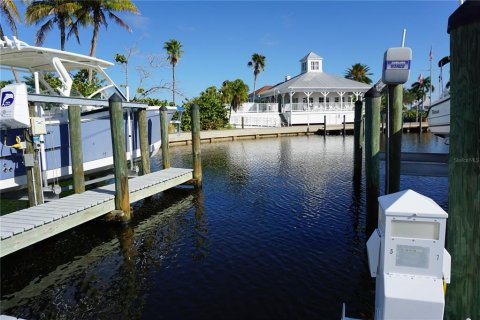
11 1 459 102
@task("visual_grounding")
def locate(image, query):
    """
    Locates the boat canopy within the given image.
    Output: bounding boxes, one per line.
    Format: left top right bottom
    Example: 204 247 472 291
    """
0 36 113 71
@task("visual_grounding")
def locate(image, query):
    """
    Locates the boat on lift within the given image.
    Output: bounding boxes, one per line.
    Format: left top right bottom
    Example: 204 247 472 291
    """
0 36 175 195
427 56 450 139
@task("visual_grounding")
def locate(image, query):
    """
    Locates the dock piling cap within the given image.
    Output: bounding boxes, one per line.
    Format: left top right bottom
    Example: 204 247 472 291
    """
378 189 448 219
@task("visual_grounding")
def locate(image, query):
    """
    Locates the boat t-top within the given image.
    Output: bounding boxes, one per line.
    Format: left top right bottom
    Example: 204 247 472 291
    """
0 36 174 198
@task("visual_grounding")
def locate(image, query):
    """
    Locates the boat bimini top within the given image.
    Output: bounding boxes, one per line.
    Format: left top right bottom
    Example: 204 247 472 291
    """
0 36 125 102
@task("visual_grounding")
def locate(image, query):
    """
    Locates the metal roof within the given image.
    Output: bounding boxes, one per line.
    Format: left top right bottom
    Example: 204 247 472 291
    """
299 52 323 62
260 71 371 96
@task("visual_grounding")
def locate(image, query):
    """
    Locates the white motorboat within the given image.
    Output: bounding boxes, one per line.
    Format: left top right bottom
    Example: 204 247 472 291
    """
427 56 450 139
0 36 175 194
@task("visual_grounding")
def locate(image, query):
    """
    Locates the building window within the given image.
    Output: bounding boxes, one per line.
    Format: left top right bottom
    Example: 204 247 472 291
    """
311 61 319 70
319 97 324 103
326 97 330 103
309 97 313 104
293 98 298 103
335 97 340 103
302 62 307 72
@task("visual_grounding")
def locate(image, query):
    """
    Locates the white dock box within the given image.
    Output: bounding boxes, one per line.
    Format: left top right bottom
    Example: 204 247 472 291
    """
368 189 449 320
0 83 30 129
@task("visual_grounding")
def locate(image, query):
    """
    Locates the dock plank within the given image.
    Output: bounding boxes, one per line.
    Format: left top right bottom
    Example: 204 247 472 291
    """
1 216 47 228
7 213 55 224
1 231 14 239
0 167 193 257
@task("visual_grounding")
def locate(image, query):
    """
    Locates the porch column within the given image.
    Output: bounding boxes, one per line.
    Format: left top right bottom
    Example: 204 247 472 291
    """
321 91 329 110
289 91 295 126
338 91 346 110
304 92 312 110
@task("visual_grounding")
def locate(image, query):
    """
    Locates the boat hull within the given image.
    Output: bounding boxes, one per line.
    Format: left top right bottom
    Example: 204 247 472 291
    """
427 96 450 138
0 108 173 192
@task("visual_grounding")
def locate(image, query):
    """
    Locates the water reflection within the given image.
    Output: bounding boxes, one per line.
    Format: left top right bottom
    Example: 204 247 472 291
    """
1 133 448 319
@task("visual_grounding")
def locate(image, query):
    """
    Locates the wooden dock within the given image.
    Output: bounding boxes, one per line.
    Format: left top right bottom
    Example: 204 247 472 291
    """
0 168 193 258
379 152 448 177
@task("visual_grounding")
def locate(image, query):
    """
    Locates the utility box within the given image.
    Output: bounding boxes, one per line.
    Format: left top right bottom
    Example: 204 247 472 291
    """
0 83 30 129
366 189 450 320
382 47 412 85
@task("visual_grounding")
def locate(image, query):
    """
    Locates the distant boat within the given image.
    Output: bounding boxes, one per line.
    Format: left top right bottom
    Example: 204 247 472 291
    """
0 36 175 194
427 56 450 139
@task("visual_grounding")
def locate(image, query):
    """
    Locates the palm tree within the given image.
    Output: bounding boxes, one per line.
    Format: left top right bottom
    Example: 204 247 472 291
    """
247 53 266 103
344 63 373 84
410 76 435 102
25 0 82 50
164 39 183 106
0 0 21 38
221 79 249 118
72 0 138 57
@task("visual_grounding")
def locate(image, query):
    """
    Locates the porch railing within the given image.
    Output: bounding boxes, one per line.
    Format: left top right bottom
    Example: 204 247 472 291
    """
236 103 279 113
283 103 355 112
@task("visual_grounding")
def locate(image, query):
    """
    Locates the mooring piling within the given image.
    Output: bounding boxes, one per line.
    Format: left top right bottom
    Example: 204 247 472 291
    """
68 104 85 194
343 115 346 137
386 84 403 194
138 108 151 175
364 88 381 234
108 93 131 222
323 115 327 137
353 99 364 183
191 104 202 188
445 2 480 317
25 104 43 206
160 106 171 169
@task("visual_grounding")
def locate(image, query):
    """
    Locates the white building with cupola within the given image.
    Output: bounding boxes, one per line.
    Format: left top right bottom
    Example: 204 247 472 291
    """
231 52 371 127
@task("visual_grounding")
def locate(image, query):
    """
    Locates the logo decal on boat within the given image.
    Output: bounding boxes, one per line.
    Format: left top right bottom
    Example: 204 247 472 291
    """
1 91 14 107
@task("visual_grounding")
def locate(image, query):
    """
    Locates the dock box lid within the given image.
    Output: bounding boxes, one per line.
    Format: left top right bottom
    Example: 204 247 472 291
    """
378 189 448 219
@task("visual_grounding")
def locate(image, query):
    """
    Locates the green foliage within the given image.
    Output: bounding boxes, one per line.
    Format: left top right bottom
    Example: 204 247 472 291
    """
23 73 62 93
114 53 128 64
344 63 373 84
25 0 82 50
133 97 169 107
0 80 14 89
221 79 249 112
247 53 266 102
0 0 21 38
410 76 435 101
181 86 228 131
71 69 105 97
403 109 427 122
164 39 183 66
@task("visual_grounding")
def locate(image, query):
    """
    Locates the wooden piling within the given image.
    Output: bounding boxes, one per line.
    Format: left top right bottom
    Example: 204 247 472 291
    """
68 105 85 193
160 106 171 169
386 85 403 194
108 93 130 222
241 116 244 129
445 3 480 317
353 100 363 182
364 88 381 234
191 104 202 188
323 115 327 136
343 115 346 136
25 104 43 206
138 108 150 175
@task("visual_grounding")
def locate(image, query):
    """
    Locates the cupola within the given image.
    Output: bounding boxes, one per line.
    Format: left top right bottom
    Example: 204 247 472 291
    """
300 52 323 73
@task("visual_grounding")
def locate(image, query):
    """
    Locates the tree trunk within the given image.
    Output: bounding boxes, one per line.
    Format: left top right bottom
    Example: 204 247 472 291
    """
253 77 257 103
88 23 99 83
172 64 176 106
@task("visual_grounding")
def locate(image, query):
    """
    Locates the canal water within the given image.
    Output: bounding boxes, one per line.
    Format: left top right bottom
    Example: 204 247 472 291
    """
0 133 448 319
